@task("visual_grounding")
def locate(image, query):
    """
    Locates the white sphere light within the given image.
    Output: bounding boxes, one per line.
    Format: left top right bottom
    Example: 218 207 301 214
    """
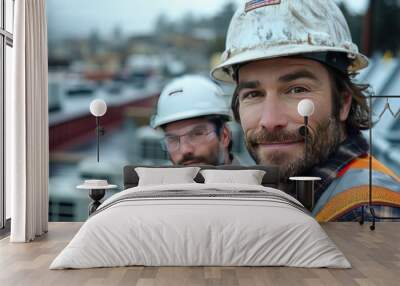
90 99 107 117
297 99 315 117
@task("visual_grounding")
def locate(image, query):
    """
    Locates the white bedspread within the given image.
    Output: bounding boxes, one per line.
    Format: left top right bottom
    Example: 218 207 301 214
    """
50 183 351 269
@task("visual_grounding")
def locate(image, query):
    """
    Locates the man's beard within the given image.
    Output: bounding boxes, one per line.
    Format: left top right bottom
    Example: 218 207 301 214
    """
177 154 218 166
175 143 225 166
245 117 342 179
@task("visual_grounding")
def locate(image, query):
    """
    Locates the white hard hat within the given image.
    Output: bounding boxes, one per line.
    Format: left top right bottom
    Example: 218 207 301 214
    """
211 0 369 83
151 75 231 128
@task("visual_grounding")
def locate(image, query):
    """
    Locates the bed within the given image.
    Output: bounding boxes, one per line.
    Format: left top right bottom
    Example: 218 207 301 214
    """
50 165 350 269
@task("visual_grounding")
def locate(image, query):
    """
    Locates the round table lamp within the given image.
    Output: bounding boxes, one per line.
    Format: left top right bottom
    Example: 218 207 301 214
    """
293 99 320 211
77 99 111 215
297 99 315 164
90 99 107 162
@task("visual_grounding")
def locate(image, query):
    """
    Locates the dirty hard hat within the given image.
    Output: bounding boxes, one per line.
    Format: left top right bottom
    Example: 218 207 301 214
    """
150 75 231 129
211 0 369 83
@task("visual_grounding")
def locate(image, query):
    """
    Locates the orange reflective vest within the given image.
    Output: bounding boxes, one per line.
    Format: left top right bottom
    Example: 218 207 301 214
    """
312 155 400 222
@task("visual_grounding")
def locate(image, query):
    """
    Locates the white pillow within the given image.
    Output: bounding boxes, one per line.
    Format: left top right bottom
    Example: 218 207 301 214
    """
135 167 200 186
200 169 266 185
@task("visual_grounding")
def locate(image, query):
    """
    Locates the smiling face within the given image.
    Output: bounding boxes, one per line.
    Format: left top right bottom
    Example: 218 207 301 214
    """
236 58 351 178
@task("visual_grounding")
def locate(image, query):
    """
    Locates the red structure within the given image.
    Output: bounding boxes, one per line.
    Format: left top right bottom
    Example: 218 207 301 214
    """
49 94 159 151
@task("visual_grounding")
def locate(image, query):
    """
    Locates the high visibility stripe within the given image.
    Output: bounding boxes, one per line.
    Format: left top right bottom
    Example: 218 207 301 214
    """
344 155 400 181
315 185 400 222
312 167 400 220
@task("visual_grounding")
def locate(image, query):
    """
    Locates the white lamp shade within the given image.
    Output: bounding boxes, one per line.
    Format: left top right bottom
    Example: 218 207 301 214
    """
297 99 315 117
90 99 107 117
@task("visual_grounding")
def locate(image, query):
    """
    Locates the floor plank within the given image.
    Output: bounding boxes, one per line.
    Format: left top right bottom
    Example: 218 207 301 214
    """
0 222 399 286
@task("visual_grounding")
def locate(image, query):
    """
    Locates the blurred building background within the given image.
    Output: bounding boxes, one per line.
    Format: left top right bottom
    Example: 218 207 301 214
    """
46 0 400 221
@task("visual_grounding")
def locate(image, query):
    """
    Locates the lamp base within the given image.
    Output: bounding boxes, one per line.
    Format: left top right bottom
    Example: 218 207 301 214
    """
88 189 105 215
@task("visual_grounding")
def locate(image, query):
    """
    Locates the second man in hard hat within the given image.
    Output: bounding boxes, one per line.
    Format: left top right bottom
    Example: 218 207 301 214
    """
151 75 240 166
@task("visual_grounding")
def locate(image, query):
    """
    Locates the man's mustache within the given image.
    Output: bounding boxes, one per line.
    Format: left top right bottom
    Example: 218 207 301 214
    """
177 155 206 165
247 118 333 149
248 129 306 146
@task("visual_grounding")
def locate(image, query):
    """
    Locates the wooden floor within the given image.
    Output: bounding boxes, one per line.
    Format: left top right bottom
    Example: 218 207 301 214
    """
0 222 399 286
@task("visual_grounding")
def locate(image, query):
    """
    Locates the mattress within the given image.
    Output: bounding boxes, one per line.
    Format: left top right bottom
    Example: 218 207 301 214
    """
50 183 351 269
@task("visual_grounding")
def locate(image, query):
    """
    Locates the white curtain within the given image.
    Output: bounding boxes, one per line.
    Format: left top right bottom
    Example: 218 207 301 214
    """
7 0 49 242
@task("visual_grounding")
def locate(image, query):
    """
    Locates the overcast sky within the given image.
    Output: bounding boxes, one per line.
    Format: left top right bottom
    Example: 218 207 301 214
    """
47 0 369 40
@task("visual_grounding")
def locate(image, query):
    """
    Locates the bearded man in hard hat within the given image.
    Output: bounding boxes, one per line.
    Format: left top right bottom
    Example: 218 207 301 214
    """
211 0 400 222
151 75 240 166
